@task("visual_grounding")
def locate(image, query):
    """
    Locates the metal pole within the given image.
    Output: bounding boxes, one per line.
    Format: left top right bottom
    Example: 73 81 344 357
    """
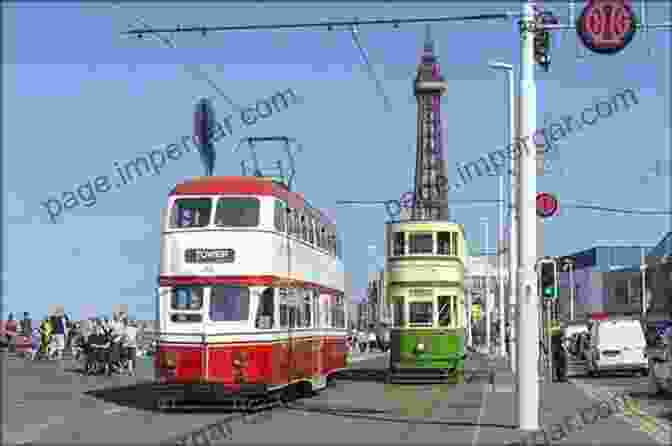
466 289 473 348
499 173 506 358
507 66 517 376
569 262 575 321
641 247 647 317
482 218 491 354
517 0 539 433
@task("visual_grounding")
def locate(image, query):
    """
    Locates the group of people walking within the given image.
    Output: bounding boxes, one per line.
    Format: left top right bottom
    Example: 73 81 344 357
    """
348 326 390 354
3 311 140 376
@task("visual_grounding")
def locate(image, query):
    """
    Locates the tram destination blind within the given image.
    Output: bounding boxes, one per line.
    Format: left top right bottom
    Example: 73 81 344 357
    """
184 248 235 264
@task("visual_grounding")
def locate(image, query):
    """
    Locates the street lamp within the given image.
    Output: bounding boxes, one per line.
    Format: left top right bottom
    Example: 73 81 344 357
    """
489 60 515 366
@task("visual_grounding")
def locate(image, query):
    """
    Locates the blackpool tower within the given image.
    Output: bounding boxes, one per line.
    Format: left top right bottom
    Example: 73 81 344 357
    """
412 25 449 221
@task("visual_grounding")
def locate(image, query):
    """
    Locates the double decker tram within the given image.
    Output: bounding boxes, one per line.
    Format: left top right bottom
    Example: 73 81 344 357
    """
385 220 467 384
155 176 347 407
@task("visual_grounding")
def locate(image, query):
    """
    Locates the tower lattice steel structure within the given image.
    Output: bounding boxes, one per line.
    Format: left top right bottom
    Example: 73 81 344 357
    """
412 25 449 221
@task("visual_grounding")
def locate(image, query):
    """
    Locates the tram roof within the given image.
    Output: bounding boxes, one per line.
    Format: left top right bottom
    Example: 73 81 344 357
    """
169 176 336 228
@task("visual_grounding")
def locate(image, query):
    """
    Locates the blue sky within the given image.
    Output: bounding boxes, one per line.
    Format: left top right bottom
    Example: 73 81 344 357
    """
3 1 670 320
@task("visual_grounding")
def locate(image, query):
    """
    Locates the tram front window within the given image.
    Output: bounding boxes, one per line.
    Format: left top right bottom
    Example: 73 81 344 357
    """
171 198 212 228
215 197 260 227
210 285 250 322
409 233 433 254
409 302 433 326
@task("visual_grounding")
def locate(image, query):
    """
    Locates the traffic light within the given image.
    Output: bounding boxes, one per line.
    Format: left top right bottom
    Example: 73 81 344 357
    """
534 29 551 71
540 262 558 299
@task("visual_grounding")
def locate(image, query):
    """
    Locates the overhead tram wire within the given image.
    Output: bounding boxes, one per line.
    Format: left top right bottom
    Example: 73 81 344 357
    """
349 21 392 112
335 200 672 215
114 5 243 113
120 13 518 37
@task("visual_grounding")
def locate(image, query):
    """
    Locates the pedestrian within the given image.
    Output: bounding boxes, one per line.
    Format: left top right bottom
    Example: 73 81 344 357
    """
50 312 66 360
21 312 32 337
368 330 377 352
122 317 138 376
39 317 53 360
358 331 367 353
6 313 17 353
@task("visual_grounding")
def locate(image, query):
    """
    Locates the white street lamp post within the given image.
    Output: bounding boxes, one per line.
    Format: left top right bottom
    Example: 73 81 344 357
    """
489 61 515 365
517 0 539 434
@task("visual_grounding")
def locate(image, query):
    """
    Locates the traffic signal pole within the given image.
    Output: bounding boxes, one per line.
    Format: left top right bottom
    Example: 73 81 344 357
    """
517 0 539 435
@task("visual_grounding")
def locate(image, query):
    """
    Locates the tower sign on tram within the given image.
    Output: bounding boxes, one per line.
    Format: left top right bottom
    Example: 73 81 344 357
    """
576 0 638 55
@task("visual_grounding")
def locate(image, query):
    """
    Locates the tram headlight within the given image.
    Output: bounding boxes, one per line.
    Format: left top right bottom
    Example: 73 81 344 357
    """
160 351 177 369
416 343 425 353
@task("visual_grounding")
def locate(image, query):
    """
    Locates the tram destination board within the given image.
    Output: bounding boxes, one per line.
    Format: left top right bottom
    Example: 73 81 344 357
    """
185 248 235 264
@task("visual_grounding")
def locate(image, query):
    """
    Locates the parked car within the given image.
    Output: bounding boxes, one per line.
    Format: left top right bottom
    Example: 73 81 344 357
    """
646 320 672 395
587 318 648 377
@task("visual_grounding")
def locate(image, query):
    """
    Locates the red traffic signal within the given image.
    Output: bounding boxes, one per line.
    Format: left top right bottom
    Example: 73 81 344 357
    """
536 192 558 218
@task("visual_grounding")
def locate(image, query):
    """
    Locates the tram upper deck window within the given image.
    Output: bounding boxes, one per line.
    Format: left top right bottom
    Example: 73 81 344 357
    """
437 232 453 255
171 198 212 228
171 286 204 310
393 232 405 256
209 285 250 322
438 296 453 327
274 200 287 232
409 233 433 254
307 217 315 244
409 302 433 326
214 197 259 227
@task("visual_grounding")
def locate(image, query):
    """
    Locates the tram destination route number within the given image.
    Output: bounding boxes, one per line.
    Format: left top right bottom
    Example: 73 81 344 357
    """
184 248 235 264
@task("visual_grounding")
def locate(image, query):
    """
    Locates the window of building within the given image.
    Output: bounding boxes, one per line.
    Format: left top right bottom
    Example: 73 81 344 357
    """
171 198 212 228
393 232 405 256
409 233 434 254
171 286 204 310
307 217 315 244
255 287 275 329
437 232 452 255
300 214 308 241
209 285 250 322
451 232 459 256
214 197 260 227
394 298 405 327
409 302 433 326
274 200 286 232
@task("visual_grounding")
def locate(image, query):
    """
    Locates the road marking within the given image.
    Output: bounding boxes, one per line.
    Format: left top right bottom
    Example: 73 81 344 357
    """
572 380 671 445
471 383 489 446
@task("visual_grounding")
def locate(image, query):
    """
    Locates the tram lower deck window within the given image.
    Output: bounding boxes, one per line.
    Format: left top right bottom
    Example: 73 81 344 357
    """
409 302 433 325
210 285 250 322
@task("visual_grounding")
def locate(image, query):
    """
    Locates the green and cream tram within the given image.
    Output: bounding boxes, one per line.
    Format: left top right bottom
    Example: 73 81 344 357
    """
385 221 467 384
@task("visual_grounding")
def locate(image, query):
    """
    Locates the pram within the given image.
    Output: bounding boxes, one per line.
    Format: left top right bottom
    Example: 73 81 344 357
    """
81 332 131 376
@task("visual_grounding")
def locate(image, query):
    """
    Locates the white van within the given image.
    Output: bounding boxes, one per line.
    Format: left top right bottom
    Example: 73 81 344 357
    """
587 318 648 377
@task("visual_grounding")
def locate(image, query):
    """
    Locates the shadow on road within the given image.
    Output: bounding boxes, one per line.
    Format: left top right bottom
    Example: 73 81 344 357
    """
332 368 494 384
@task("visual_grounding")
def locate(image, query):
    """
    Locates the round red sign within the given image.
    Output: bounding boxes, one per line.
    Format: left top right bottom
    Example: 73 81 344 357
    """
577 0 638 54
536 192 558 218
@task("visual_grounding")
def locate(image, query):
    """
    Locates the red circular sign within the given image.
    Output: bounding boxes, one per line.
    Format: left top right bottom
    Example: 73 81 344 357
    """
577 0 638 54
536 192 558 218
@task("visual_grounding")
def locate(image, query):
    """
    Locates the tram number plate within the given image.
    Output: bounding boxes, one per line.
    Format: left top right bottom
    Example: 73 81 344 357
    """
185 248 235 263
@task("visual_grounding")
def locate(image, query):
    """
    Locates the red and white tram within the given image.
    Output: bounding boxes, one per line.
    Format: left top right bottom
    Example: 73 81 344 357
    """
155 176 348 399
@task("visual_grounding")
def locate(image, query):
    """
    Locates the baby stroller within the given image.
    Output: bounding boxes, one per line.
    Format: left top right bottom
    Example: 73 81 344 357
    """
82 331 131 376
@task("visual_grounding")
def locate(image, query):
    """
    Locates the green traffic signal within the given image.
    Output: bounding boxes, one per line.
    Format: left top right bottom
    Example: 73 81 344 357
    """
543 287 558 298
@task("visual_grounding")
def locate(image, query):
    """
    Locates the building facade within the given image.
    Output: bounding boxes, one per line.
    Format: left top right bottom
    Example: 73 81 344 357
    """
556 246 654 320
